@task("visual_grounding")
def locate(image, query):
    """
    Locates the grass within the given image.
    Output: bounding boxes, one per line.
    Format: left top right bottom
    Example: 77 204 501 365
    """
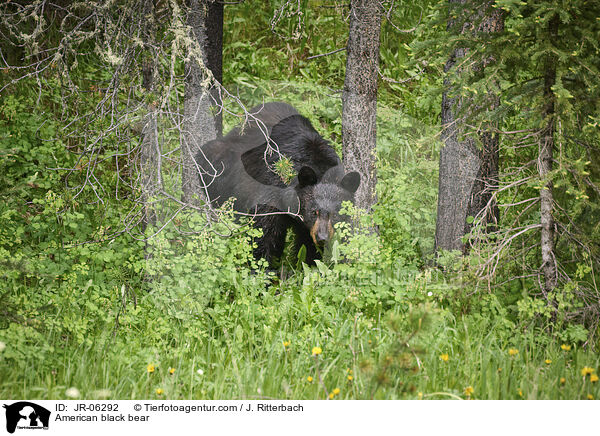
0 88 596 400
1 272 599 400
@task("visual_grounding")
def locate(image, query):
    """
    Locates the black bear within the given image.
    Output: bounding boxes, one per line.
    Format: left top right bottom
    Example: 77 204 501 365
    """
197 102 360 265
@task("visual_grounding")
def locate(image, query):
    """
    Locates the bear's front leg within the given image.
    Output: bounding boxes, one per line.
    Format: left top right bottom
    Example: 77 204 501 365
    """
292 222 321 266
252 209 291 267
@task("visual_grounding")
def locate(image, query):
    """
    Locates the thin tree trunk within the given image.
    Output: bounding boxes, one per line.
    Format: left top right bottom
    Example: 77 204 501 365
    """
435 0 503 254
140 0 159 231
342 0 382 212
539 14 559 293
181 0 218 205
206 0 223 137
139 0 160 281
436 76 481 252
464 130 499 237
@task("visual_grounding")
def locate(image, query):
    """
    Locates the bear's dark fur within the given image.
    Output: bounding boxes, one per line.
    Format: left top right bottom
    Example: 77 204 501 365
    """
197 102 360 265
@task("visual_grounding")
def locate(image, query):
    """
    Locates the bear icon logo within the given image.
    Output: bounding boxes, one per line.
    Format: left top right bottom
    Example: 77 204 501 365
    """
3 402 50 434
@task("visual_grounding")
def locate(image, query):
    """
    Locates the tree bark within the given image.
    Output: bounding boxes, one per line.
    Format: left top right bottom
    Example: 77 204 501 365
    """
539 14 559 293
181 0 219 205
140 0 159 231
342 0 382 212
206 0 223 137
435 0 503 254
138 0 160 281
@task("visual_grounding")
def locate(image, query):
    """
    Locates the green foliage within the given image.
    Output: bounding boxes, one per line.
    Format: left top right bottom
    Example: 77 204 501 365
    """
413 0 600 333
1 0 599 402
273 156 297 184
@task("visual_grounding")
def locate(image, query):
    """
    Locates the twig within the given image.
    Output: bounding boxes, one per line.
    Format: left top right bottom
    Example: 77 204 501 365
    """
306 47 346 60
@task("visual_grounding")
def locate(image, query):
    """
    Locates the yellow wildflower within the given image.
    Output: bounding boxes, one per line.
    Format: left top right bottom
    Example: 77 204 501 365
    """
561 344 572 351
560 377 566 385
333 388 340 395
591 374 599 383
545 359 552 365
347 375 353 381
440 353 449 362
497 368 502 373
168 367 175 375
581 366 595 377
417 392 423 400
283 341 290 348
518 389 523 397
147 363 155 373
312 346 322 356
508 348 519 356
155 388 164 395
307 376 313 382
328 393 334 399
587 394 594 400
464 386 474 397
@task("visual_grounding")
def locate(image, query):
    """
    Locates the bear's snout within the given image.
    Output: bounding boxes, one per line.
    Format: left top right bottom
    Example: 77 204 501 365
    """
310 216 334 245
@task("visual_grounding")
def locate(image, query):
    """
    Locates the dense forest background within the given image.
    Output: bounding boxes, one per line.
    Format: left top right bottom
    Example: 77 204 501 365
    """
0 0 599 400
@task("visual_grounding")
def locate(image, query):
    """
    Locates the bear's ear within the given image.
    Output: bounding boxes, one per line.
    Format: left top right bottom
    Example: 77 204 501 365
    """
298 166 318 187
340 171 360 194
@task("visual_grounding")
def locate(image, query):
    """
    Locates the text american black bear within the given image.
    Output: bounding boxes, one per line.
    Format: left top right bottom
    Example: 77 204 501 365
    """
197 102 360 265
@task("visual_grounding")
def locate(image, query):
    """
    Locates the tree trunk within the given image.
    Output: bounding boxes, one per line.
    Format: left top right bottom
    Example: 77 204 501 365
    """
181 0 219 205
138 0 160 281
539 14 559 293
206 0 223 137
435 0 503 254
436 79 481 252
464 130 499 237
342 0 382 212
140 0 159 231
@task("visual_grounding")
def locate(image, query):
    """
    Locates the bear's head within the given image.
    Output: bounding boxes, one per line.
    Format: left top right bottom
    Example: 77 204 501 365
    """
296 165 361 246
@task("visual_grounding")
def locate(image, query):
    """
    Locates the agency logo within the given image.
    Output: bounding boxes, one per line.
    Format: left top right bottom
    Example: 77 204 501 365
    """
3 402 50 434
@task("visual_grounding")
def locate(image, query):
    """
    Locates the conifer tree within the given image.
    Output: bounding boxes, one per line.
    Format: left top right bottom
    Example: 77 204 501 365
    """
435 0 504 254
342 0 383 212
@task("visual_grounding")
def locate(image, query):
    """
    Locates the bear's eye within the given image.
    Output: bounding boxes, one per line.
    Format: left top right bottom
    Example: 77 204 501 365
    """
313 210 320 217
